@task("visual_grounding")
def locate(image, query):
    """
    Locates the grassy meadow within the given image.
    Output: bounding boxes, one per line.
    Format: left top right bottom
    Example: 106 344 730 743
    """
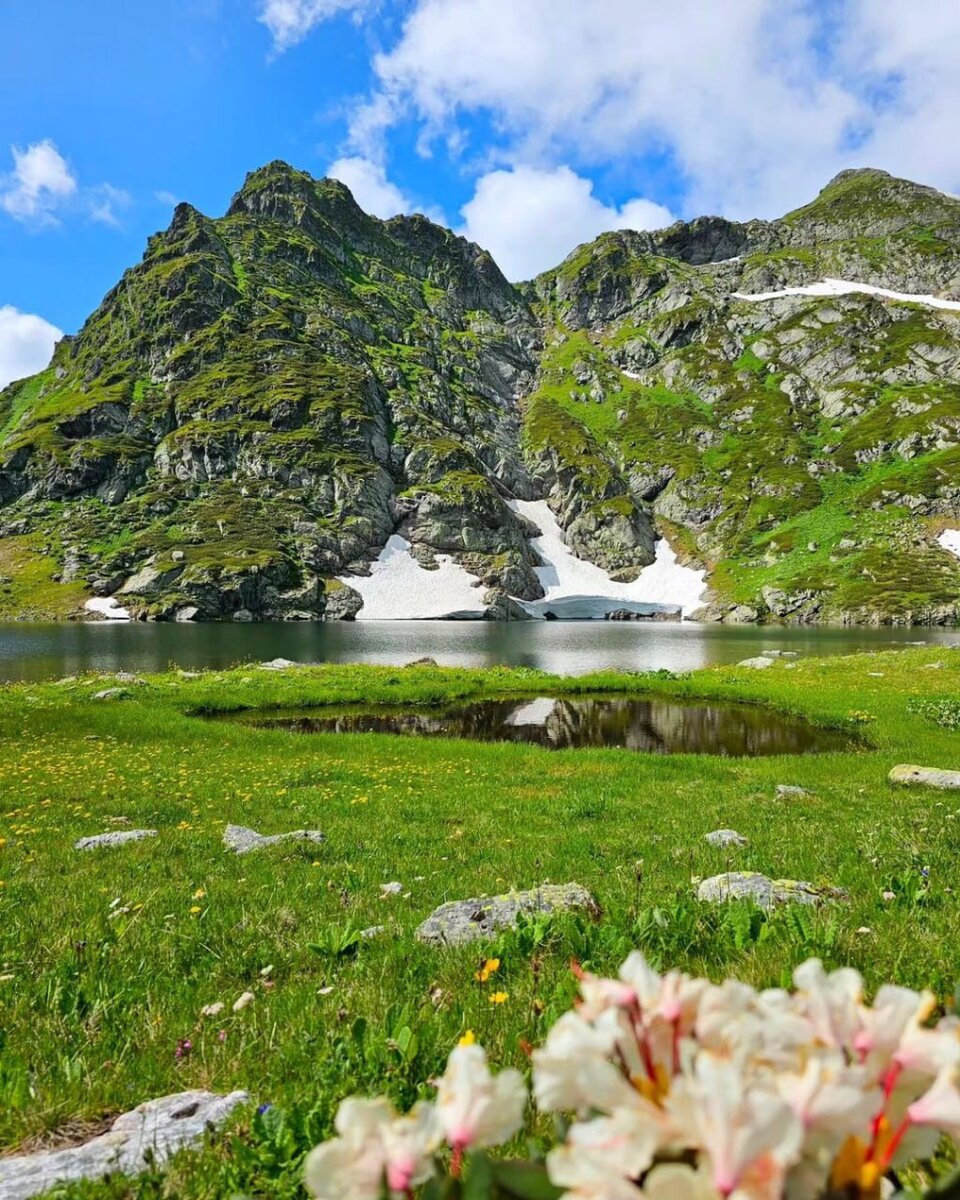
1 647 959 1196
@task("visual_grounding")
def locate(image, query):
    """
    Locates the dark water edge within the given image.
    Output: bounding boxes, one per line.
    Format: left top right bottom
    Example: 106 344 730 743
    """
0 619 958 682
220 695 859 757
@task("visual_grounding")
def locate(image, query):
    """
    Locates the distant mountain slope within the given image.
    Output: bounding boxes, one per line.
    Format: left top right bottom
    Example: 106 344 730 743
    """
2 164 959 623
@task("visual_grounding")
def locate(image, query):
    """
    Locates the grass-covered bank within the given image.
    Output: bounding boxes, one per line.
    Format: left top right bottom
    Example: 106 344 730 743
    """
1 649 959 1196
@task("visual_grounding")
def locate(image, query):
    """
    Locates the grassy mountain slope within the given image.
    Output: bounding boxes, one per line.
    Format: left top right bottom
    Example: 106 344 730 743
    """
1 165 960 623
524 168 960 623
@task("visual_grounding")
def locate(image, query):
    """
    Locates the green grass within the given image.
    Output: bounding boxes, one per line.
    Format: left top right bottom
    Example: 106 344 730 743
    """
0 535 88 620
1 649 960 1195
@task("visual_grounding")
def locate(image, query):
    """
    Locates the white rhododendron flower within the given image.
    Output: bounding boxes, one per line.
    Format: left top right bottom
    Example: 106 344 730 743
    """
666 1052 802 1199
302 953 960 1200
434 1042 526 1153
533 1010 637 1114
547 1109 662 1199
303 1097 436 1200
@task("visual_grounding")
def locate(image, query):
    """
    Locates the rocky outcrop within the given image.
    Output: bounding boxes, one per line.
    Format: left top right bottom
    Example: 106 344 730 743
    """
888 763 960 789
0 1090 248 1200
697 872 848 909
416 882 599 946
222 824 326 854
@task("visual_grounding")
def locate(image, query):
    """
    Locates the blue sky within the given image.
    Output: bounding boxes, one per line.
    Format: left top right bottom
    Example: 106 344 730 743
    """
2 0 960 387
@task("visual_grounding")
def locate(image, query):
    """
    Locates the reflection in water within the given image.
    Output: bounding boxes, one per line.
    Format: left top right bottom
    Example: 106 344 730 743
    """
230 696 857 757
0 619 959 682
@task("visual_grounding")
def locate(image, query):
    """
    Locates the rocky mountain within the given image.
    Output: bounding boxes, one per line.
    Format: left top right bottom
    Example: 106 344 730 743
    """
2 163 960 624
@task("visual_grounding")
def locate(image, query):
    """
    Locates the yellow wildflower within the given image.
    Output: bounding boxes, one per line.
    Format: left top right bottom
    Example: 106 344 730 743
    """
488 991 509 1005
189 905 202 915
458 1029 476 1047
475 957 501 983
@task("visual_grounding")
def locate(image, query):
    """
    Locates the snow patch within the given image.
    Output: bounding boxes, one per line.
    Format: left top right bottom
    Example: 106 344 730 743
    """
504 698 557 726
733 277 960 313
937 529 960 559
510 499 707 619
339 535 487 620
621 368 642 381
84 596 131 622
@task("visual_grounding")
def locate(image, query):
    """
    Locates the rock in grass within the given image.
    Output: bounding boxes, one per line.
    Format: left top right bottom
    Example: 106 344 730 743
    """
0 1090 248 1200
416 883 599 947
92 688 130 701
223 824 325 854
258 658 300 670
776 784 811 798
889 764 960 790
705 829 748 848
75 830 158 851
737 656 776 669
697 872 847 910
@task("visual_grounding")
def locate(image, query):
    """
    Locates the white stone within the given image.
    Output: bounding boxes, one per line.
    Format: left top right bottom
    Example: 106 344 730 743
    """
705 829 748 848
697 872 846 909
223 824 325 854
75 830 158 851
0 1090 248 1200
737 656 776 669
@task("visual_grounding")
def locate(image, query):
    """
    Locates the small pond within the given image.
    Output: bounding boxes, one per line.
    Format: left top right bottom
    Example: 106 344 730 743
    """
219 695 859 756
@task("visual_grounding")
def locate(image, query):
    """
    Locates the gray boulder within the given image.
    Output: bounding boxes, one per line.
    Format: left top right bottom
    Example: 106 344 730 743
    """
0 1090 248 1200
75 829 158 851
736 656 776 669
705 829 748 848
416 882 599 946
776 784 811 798
223 824 325 854
697 871 847 910
92 688 131 701
889 763 960 790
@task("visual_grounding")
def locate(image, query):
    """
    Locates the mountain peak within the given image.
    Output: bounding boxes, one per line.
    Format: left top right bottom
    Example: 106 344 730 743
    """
820 166 892 191
226 160 367 229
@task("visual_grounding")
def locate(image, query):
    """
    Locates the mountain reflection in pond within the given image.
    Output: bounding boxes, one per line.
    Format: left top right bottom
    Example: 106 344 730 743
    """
233 696 856 756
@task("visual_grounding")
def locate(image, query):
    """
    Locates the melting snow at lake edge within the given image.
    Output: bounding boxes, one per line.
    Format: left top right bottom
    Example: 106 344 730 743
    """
338 535 487 620
339 503 707 620
508 500 707 619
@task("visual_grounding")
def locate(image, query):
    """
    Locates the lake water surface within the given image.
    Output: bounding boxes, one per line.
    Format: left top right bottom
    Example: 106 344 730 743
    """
221 695 858 756
0 620 958 682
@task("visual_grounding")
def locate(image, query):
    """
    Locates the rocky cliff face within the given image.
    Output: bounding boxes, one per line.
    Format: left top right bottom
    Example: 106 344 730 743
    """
2 164 959 623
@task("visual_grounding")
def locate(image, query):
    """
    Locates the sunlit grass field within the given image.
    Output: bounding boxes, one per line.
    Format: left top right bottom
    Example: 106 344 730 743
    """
1 647 959 1196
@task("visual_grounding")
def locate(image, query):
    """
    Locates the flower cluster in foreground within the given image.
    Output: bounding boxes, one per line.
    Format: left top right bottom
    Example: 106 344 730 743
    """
304 954 960 1200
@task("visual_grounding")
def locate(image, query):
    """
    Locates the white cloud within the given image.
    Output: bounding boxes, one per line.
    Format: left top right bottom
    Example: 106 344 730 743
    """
258 0 367 51
0 140 77 226
341 0 960 221
0 306 63 391
0 140 131 229
459 165 673 280
155 190 180 207
328 155 412 217
87 183 132 227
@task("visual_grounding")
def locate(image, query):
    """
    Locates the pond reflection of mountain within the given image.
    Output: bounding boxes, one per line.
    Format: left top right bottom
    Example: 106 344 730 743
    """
246 696 856 757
